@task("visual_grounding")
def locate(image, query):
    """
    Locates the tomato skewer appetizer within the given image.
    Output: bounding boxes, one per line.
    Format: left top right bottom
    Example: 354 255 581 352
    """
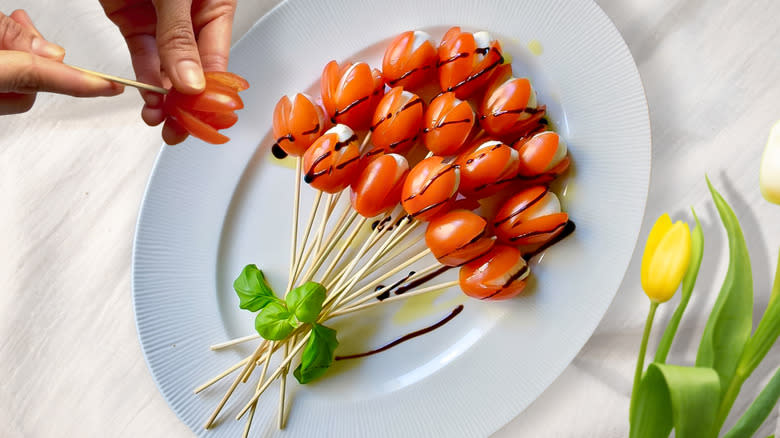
351 153 410 218
479 64 546 139
458 140 520 199
382 30 438 89
437 27 504 99
459 244 529 300
493 185 569 246
303 125 363 193
164 71 249 144
401 156 461 221
422 92 475 156
272 93 327 157
321 61 385 130
425 209 496 266
368 87 424 156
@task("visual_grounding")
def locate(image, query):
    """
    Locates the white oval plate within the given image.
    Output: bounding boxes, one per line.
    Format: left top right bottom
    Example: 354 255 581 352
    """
132 0 650 436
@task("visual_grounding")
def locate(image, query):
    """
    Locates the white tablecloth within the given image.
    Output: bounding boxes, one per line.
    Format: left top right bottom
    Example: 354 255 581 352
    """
1 0 778 436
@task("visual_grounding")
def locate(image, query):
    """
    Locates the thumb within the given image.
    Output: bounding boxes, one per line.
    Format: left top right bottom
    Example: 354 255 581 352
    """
0 51 123 96
153 0 205 94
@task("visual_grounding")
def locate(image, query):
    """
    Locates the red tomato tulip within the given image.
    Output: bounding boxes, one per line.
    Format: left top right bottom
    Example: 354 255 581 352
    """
273 93 327 156
382 30 438 89
479 64 545 139
437 27 503 99
368 87 424 156
459 244 529 300
493 186 569 246
350 153 409 218
303 125 363 193
458 140 520 199
401 156 460 221
321 60 385 130
422 92 475 156
426 209 496 266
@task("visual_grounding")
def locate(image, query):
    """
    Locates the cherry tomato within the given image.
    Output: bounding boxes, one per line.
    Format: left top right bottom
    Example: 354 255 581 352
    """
425 209 496 266
479 64 545 139
163 71 249 144
303 125 363 193
459 244 529 300
458 140 520 199
205 71 250 91
350 153 409 217
493 186 569 246
422 92 475 156
437 27 503 99
401 156 460 221
321 60 385 130
368 87 423 156
273 93 327 156
167 81 243 112
166 104 229 144
514 131 568 176
189 110 238 129
382 30 437 89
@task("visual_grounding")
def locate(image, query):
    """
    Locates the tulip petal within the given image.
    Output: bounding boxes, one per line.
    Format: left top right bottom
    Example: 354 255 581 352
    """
641 214 673 294
645 222 692 302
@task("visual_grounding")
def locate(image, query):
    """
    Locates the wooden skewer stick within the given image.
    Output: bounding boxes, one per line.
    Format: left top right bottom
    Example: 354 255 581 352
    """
358 231 425 281
69 65 168 94
194 356 251 394
327 280 460 318
278 341 290 429
210 333 261 351
288 190 323 289
359 131 372 152
286 157 303 292
242 344 275 438
313 192 341 254
203 339 268 428
298 209 359 283
236 332 312 420
317 216 370 284
339 249 434 307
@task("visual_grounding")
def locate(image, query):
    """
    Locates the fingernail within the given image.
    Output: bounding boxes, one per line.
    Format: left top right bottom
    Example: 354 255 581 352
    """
177 60 205 91
31 37 65 59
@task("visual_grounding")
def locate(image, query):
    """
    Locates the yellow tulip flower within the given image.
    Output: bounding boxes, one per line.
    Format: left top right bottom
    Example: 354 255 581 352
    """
641 214 692 303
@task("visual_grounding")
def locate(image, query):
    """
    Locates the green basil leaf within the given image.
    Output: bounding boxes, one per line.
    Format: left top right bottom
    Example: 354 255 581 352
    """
629 363 720 438
654 208 704 364
293 323 338 384
696 178 753 396
234 264 280 311
723 366 780 438
254 301 295 340
286 281 326 324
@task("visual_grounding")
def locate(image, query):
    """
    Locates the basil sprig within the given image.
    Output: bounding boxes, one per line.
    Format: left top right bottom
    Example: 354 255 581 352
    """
294 323 339 384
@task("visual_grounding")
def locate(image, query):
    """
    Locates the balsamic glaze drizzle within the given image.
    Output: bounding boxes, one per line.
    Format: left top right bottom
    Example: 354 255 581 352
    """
522 221 576 261
334 305 464 361
271 144 288 159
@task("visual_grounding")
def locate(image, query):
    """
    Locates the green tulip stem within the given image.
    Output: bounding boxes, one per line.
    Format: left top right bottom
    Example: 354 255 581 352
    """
631 300 659 417
713 371 746 436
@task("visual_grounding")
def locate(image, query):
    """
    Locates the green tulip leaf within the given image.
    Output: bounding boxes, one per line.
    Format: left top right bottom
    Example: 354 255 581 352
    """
723 366 780 438
654 208 704 364
629 363 720 438
696 179 753 396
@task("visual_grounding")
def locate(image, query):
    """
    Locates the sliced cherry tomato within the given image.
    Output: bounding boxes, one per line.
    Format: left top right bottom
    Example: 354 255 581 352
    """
493 186 568 246
205 71 250 91
459 244 529 300
350 153 409 217
479 64 544 139
303 124 362 193
273 93 327 156
190 110 238 129
166 105 229 144
368 86 423 156
514 131 568 177
167 81 243 112
438 27 503 99
422 92 475 156
321 60 385 130
382 30 438 89
401 156 460 221
458 140 520 199
426 209 496 266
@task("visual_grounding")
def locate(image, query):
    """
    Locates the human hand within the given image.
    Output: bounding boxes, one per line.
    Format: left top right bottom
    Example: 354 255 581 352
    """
100 0 237 144
0 10 123 115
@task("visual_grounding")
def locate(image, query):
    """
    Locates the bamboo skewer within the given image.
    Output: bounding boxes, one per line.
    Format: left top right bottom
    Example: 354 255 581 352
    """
288 191 323 288
69 65 169 94
242 345 275 438
286 157 303 292
339 250 434 307
317 217 370 284
327 280 460 318
194 356 251 394
210 333 261 351
300 210 360 283
237 333 312 420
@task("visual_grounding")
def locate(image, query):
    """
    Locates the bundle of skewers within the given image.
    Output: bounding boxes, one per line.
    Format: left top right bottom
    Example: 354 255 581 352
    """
196 26 574 435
